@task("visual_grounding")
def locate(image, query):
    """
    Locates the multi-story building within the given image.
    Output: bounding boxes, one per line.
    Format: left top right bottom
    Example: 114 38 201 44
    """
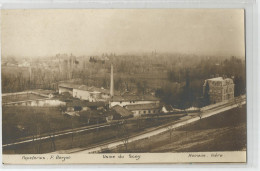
203 77 235 104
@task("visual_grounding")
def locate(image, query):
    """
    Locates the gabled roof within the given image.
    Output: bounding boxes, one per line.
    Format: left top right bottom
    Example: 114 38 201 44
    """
66 100 107 107
206 77 234 84
207 77 224 81
112 105 133 117
58 83 82 89
59 83 110 94
74 85 110 94
163 104 174 111
111 94 159 102
125 103 161 111
32 89 55 95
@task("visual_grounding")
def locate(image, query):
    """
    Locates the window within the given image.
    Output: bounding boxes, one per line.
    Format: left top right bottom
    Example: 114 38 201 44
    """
120 101 122 104
144 111 146 114
148 110 151 113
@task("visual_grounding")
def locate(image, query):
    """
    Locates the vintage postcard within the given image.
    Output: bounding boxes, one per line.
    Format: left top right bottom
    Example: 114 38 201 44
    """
1 9 246 164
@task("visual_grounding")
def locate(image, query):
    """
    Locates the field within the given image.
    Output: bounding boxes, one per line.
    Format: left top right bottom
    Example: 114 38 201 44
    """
2 101 246 154
2 106 86 144
110 105 247 153
2 93 45 103
2 112 183 154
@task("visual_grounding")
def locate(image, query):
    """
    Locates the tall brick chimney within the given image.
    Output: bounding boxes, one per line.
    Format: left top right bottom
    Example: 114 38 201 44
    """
110 64 114 97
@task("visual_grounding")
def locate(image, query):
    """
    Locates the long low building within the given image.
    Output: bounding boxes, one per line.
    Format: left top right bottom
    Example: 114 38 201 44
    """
58 83 111 102
109 94 160 108
65 101 108 112
125 103 162 117
111 105 133 119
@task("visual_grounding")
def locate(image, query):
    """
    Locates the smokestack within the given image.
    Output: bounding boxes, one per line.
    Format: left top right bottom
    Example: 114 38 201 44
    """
29 65 32 83
29 57 32 83
59 56 61 76
67 57 70 79
110 64 114 97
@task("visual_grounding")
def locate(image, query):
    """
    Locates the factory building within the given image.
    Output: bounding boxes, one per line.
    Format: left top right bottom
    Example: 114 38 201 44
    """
125 103 162 117
109 94 160 108
73 85 110 102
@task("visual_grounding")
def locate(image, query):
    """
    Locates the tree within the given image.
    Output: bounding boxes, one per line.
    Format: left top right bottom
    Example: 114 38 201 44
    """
203 81 210 106
48 119 57 152
198 110 203 120
167 125 174 143
136 117 143 130
136 81 147 95
234 76 245 97
167 70 177 82
116 120 130 152
70 117 77 148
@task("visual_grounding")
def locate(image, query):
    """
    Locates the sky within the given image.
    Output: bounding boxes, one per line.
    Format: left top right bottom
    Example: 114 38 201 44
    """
1 9 245 58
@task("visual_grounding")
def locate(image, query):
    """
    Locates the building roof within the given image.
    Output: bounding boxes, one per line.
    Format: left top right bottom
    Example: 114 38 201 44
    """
112 105 133 117
186 106 200 111
59 83 110 94
66 100 107 107
163 104 174 111
207 77 224 81
32 89 55 95
75 85 110 94
125 103 161 111
111 94 159 102
204 77 234 86
58 83 82 89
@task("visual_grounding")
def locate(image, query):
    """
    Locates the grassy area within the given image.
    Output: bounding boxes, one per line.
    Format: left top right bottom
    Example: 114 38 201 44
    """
2 93 44 103
2 106 90 144
3 114 183 154
109 105 247 153
3 104 246 154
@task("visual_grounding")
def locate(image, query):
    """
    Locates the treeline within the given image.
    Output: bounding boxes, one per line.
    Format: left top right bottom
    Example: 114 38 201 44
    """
2 68 62 93
155 56 246 109
2 54 245 108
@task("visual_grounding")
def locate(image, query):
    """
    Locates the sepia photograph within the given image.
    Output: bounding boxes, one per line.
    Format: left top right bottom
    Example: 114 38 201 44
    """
1 9 246 164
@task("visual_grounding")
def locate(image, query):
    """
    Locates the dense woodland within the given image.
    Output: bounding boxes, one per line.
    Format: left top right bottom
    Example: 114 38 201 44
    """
2 54 246 109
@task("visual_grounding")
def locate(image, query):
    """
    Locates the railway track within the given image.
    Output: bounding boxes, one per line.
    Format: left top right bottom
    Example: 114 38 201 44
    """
61 96 246 154
3 95 245 149
2 121 122 148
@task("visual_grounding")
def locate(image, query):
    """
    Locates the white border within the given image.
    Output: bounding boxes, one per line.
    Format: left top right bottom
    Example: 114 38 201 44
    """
0 0 259 170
